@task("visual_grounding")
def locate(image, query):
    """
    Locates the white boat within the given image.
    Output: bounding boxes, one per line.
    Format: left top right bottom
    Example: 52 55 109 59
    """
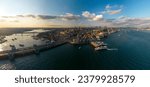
95 46 108 51
51 40 55 43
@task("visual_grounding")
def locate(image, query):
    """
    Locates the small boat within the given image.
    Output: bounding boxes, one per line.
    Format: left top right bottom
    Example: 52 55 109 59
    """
96 41 107 46
33 44 38 47
78 46 81 49
10 45 15 47
12 38 17 41
12 39 15 41
33 37 39 40
42 39 45 41
51 40 55 43
95 46 108 51
46 40 50 43
14 38 17 40
19 44 24 47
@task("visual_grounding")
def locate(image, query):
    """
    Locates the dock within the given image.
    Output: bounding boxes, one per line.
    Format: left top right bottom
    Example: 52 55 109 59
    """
0 40 68 60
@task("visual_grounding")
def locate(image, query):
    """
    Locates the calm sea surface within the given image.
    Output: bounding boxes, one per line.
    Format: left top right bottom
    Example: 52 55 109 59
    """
0 29 150 70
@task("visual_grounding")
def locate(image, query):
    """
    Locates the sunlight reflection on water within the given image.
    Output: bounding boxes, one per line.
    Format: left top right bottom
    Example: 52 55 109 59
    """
0 46 3 51
0 29 49 51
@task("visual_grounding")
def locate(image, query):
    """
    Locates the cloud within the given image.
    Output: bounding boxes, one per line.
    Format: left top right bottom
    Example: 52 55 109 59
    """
107 9 122 15
2 15 36 19
60 13 80 20
36 13 80 20
1 16 16 18
16 15 24 17
26 15 36 18
0 19 6 22
1 10 150 28
105 4 112 9
105 16 150 27
9 20 19 22
93 15 103 21
82 11 95 19
37 15 57 20
82 11 103 21
16 14 58 20
0 13 81 21
102 5 123 15
81 15 150 28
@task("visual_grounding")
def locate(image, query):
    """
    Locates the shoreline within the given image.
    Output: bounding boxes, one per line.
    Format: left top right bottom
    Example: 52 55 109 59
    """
0 41 68 60
0 27 119 61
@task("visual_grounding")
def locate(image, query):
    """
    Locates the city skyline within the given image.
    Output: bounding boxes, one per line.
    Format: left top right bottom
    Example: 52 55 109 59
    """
0 0 150 28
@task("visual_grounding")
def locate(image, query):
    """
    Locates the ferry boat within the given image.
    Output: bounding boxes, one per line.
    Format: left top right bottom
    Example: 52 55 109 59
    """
95 46 108 51
96 41 107 46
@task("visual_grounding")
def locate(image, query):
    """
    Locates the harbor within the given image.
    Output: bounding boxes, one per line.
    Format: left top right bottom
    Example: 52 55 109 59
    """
0 40 68 60
0 28 150 70
0 29 68 60
0 27 119 61
0 40 109 60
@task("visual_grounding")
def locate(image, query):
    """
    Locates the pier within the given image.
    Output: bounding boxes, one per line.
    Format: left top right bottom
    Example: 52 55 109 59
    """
0 40 68 60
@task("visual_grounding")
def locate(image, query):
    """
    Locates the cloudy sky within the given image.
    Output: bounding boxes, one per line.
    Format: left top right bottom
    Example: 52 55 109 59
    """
0 0 150 28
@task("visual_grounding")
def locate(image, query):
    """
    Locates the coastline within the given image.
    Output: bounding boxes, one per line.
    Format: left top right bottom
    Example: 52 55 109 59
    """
0 27 118 61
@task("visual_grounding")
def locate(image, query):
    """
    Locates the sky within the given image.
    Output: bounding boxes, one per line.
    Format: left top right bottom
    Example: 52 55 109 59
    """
0 0 150 28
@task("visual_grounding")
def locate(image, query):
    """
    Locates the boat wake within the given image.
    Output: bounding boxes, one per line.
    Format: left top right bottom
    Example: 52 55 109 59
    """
107 48 118 51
